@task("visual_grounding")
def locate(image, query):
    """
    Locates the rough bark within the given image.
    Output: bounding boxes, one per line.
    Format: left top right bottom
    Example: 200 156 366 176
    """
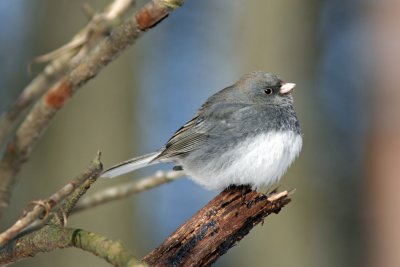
143 186 291 267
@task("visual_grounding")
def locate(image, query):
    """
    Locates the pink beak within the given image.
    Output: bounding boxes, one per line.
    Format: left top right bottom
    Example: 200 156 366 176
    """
280 82 296 94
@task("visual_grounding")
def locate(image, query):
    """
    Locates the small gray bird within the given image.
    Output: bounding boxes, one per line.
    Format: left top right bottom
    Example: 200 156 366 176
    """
102 71 302 190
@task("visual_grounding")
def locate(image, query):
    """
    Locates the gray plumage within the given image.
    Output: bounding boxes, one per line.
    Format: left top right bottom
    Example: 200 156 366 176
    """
102 71 302 190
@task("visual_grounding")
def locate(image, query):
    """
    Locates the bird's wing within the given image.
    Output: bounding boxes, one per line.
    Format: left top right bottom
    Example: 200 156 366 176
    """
154 103 250 160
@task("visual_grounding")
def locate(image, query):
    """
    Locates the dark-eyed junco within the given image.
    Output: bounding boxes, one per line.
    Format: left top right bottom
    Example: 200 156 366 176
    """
102 71 302 190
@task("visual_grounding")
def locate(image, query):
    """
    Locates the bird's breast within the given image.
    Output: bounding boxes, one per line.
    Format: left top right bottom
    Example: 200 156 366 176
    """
182 130 302 190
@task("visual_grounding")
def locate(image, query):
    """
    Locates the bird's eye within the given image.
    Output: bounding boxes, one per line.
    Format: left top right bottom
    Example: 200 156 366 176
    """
264 88 273 95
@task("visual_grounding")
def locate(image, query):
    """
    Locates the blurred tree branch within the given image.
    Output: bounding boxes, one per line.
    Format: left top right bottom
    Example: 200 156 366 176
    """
0 226 146 267
73 170 184 214
0 0 135 151
0 152 102 247
0 0 186 219
0 152 144 266
0 152 146 267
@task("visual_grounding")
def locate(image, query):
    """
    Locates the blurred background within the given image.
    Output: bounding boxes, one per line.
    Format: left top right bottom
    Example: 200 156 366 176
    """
0 0 398 266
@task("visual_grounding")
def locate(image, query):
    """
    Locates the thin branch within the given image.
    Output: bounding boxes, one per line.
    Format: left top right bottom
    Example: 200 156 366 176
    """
143 186 292 266
0 226 76 265
31 0 136 65
0 152 146 266
73 170 184 214
0 0 135 151
0 226 146 267
0 152 102 248
0 0 186 219
69 228 147 267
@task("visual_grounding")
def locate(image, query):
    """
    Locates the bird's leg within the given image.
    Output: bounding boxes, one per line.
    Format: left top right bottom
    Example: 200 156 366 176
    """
238 184 252 195
224 184 252 196
172 165 183 171
226 184 237 190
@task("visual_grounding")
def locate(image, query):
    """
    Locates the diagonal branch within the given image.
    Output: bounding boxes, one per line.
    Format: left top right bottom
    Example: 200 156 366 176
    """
73 170 184 214
0 152 146 266
69 228 147 267
0 152 102 248
0 0 186 219
143 187 292 266
0 226 147 267
0 0 135 151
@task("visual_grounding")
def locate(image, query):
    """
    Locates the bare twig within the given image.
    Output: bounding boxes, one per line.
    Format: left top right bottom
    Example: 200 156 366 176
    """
0 0 186 219
0 226 146 267
73 170 184 213
31 0 136 65
0 0 135 151
69 228 147 267
0 152 146 266
143 186 292 266
0 152 102 248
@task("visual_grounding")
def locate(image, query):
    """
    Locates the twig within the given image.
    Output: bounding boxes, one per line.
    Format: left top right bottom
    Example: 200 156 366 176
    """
0 152 102 248
73 170 184 214
69 228 147 267
0 226 146 267
0 0 135 151
0 152 146 266
0 0 186 219
31 0 136 65
143 186 292 266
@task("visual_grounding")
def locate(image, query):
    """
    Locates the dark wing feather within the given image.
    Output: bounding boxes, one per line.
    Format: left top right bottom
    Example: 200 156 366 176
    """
155 115 209 159
155 102 250 160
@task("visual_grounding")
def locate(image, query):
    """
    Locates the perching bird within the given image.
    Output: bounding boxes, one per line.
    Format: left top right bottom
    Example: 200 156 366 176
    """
102 71 302 190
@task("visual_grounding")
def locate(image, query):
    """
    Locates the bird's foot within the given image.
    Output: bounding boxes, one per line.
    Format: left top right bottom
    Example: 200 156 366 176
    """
172 165 183 171
224 184 252 195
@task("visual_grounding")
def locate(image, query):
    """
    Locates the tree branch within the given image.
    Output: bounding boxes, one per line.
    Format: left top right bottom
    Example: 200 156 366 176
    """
69 228 147 267
0 0 186 219
0 152 146 266
0 152 102 248
0 0 135 151
73 170 184 214
0 226 146 267
143 186 292 266
0 182 292 266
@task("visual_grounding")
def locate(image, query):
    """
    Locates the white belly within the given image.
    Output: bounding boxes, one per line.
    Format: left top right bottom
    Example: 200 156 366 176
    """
184 131 302 190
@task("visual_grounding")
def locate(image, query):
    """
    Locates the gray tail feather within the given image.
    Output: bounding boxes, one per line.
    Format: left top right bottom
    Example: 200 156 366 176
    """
101 151 161 178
